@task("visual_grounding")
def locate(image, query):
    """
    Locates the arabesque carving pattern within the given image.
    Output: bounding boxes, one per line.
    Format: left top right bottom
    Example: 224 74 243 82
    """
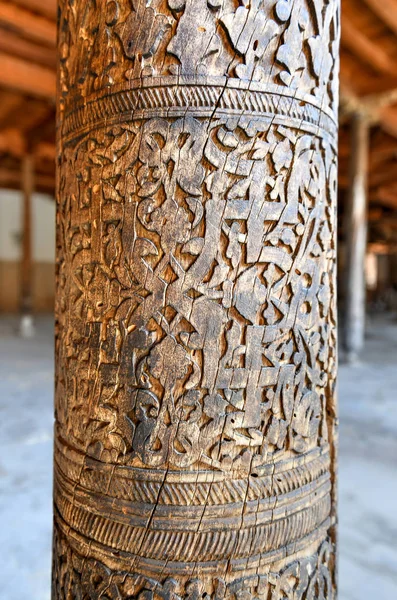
54 0 339 598
53 526 335 599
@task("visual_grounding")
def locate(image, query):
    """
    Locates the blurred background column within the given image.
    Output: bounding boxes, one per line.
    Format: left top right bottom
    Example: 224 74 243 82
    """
344 112 369 362
19 153 35 337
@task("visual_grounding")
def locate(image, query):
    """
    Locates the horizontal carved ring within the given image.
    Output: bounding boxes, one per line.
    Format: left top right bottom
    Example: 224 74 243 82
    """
54 509 332 577
62 77 338 144
55 495 330 566
54 453 331 567
55 437 331 506
55 461 331 528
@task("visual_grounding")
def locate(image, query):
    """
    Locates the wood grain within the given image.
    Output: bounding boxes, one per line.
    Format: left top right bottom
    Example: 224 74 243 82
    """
53 1 340 598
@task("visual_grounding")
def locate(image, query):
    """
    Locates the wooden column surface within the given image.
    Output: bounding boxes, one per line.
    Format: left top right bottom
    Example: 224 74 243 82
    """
20 154 34 317
53 1 340 598
344 112 369 361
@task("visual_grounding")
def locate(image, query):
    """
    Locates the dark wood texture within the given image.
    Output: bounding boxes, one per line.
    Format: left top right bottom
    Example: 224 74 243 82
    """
53 1 339 598
344 113 369 360
20 154 33 316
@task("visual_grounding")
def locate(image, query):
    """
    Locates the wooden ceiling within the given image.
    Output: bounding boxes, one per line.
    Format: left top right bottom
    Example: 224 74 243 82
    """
0 0 56 194
0 0 397 232
339 0 397 241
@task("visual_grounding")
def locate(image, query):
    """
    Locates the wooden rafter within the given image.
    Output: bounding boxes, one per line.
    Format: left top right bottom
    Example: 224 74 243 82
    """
379 106 397 139
340 74 397 149
370 162 397 188
370 141 397 166
0 121 56 160
35 142 56 163
352 74 397 97
341 16 397 76
374 183 397 209
339 54 365 96
0 28 56 68
0 2 56 46
11 0 56 20
8 101 52 133
0 167 54 192
0 127 56 160
0 90 24 126
362 0 397 37
0 128 26 157
0 51 55 99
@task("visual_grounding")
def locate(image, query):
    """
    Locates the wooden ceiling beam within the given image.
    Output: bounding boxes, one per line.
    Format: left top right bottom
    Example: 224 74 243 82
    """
370 164 397 188
0 28 56 69
11 0 56 20
362 0 397 37
341 17 397 76
0 52 55 99
339 80 397 143
338 49 392 97
0 127 55 161
370 142 397 166
368 241 397 253
379 106 397 139
35 141 56 163
354 75 397 97
373 184 397 209
368 207 385 221
0 90 24 126
7 101 52 133
370 217 397 228
0 2 56 47
0 128 26 157
0 167 55 192
25 110 56 147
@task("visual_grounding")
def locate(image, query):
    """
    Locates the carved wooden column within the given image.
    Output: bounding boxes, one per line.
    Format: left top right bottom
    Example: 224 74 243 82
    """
20 153 34 338
53 1 340 598
344 112 369 361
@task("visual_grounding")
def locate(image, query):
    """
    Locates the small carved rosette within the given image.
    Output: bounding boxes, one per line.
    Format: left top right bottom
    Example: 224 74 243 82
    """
54 1 339 598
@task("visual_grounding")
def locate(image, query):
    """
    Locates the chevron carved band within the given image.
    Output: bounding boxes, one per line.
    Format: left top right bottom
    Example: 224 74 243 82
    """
62 77 338 143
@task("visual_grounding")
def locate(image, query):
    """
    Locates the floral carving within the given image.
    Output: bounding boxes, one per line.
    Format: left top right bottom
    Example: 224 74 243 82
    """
57 115 337 471
221 0 280 81
53 529 335 600
58 0 339 111
115 1 171 77
167 0 222 74
55 0 339 597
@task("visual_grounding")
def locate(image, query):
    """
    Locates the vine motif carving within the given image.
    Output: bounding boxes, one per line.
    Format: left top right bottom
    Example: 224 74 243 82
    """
53 528 335 600
167 0 223 74
55 0 339 597
57 115 337 472
58 0 340 113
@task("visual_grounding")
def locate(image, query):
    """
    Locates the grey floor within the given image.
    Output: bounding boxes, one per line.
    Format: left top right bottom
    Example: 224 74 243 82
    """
0 314 396 600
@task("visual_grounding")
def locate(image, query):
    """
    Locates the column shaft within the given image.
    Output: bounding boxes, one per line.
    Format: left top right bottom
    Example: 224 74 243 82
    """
53 1 340 598
20 153 34 337
344 112 369 360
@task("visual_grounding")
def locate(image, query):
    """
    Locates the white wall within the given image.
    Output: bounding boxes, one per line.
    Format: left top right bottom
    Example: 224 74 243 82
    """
0 189 55 263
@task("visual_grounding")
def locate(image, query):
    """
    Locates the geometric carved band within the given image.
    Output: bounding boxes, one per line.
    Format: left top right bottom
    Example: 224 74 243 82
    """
62 77 338 144
53 521 334 599
54 438 331 574
54 437 331 505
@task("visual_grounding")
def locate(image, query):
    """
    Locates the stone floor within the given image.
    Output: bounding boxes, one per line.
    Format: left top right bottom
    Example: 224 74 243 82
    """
0 314 396 600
